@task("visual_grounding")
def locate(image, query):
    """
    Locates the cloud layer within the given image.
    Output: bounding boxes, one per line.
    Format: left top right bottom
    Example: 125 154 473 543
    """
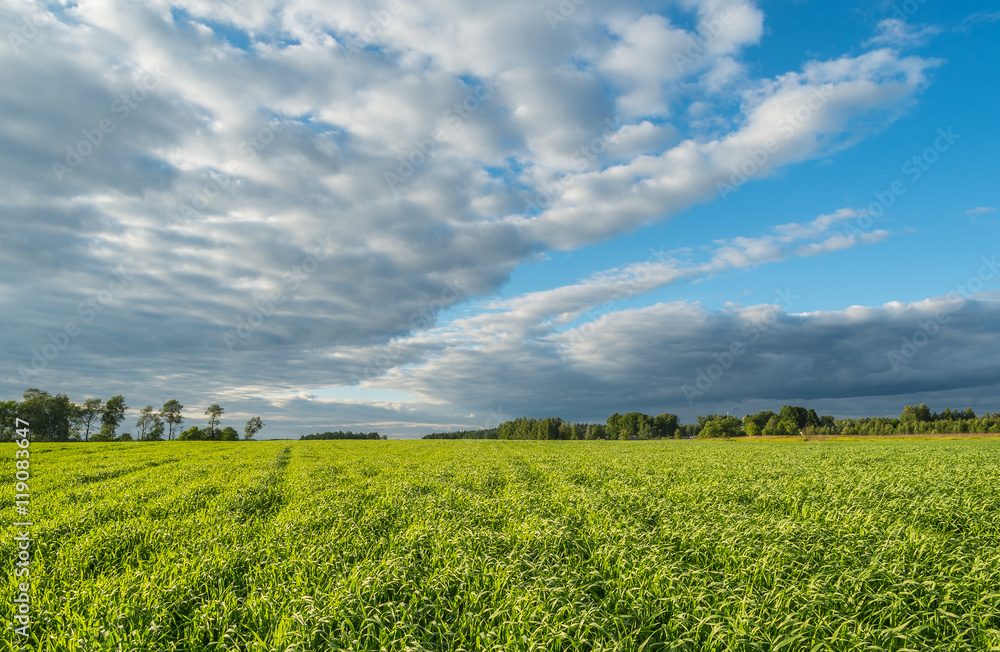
2 1 992 435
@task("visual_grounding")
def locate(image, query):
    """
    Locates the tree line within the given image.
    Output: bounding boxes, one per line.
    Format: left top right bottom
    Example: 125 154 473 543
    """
423 414 684 441
422 404 1000 440
6 388 997 442
422 428 498 440
0 389 265 442
300 431 385 440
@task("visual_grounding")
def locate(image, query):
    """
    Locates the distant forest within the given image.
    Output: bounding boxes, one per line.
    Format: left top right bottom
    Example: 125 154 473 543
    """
422 404 1000 440
3 388 998 442
300 431 386 440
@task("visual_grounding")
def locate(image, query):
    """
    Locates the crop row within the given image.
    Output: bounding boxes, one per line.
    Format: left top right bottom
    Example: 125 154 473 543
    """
1 439 998 651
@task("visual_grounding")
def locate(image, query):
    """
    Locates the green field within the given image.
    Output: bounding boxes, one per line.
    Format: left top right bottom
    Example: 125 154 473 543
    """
2 440 999 651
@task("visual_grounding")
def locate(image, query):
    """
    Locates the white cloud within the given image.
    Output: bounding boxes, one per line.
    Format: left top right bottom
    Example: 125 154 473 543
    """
366 208 905 409
515 49 939 249
866 19 941 48
0 0 962 434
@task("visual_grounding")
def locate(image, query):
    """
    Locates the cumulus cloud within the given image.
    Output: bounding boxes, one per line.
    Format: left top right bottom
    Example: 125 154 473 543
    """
364 209 933 419
376 289 1000 426
514 49 939 249
0 0 965 435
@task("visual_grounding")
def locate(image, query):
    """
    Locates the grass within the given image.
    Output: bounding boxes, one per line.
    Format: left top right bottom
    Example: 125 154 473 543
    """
2 439 999 651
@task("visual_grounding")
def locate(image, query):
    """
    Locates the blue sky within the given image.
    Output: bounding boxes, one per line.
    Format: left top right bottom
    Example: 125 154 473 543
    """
1 0 998 437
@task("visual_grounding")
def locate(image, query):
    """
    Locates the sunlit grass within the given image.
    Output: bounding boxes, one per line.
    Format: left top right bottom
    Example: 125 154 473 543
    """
2 439 999 651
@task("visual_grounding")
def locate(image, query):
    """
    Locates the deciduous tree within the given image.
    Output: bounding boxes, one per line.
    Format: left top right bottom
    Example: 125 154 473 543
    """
161 400 184 440
21 388 74 441
136 405 156 440
205 404 224 440
148 414 165 441
100 395 128 440
77 398 103 442
244 416 264 440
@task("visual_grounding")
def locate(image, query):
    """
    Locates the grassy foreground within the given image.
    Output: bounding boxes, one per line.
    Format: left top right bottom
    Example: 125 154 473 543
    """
2 439 999 651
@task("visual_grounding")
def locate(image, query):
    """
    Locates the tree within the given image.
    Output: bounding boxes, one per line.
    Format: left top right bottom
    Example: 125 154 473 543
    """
100 395 128 440
77 398 103 442
178 426 205 441
744 421 760 438
746 411 777 432
205 404 224 440
20 389 75 441
161 400 184 441
697 416 741 438
779 405 810 431
698 421 725 438
776 419 800 437
219 426 239 441
18 388 50 436
900 403 933 429
244 416 264 440
606 413 621 439
136 405 157 440
0 400 18 442
148 414 165 441
653 413 679 439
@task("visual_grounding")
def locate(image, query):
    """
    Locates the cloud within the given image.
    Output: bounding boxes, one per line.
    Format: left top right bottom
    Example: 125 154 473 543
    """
966 207 998 215
866 19 941 48
0 0 960 435
514 48 939 249
596 2 764 117
959 11 1000 30
374 289 1000 427
435 207 892 342
363 209 925 419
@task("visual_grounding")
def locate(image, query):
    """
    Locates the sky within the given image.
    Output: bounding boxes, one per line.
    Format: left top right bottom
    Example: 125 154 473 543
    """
1 0 999 438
